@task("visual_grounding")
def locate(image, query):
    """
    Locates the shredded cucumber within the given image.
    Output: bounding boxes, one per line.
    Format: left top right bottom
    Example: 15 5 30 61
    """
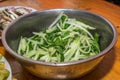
17 12 100 62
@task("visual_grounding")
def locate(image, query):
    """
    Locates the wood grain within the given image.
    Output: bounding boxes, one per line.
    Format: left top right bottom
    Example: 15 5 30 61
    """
0 0 120 80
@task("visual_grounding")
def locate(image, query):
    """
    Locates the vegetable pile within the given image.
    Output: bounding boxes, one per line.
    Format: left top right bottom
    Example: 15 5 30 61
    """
0 54 10 80
18 12 100 62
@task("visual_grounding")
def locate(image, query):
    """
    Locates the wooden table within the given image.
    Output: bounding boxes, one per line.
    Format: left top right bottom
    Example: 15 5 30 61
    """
0 0 120 80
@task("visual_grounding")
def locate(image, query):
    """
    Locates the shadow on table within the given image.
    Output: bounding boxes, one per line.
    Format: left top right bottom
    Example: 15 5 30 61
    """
77 47 116 80
106 0 120 6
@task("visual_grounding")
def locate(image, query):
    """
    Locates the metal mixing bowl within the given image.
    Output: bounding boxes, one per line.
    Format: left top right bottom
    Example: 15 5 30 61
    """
1 9 118 80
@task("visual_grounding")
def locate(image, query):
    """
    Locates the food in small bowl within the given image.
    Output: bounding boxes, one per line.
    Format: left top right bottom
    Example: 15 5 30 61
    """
1 9 118 79
0 54 12 80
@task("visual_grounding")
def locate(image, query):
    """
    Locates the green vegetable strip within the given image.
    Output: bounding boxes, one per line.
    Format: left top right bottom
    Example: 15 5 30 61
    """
66 20 94 39
48 11 64 28
17 12 100 62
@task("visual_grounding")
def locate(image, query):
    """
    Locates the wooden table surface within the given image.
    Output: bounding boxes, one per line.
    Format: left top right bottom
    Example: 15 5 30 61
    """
0 0 120 80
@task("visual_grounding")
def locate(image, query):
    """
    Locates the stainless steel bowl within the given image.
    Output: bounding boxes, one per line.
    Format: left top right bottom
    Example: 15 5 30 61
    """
1 9 118 80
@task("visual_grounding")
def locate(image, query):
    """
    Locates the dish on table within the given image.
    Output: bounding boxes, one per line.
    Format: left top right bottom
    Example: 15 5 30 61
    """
1 9 117 79
0 54 12 80
0 6 37 39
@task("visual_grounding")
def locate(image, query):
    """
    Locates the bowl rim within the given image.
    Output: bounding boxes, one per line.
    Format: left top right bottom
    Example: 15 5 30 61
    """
1 8 118 66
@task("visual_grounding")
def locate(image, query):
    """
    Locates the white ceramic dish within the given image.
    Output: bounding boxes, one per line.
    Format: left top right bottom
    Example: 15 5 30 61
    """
1 56 12 80
0 6 37 12
0 6 37 39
